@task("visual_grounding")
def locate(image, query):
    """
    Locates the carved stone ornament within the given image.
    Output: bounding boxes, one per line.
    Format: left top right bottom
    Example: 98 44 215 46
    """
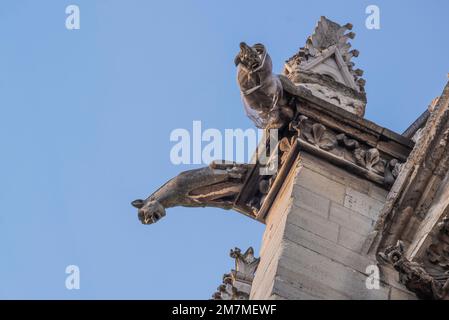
369 81 449 257
285 16 365 92
212 247 260 300
424 216 449 285
131 161 254 224
354 148 380 171
379 241 449 300
235 42 295 129
302 123 337 150
293 116 402 187
283 16 367 116
132 17 410 227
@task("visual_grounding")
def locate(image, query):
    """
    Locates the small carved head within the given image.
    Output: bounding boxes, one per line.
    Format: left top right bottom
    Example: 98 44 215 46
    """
234 42 265 70
131 199 166 225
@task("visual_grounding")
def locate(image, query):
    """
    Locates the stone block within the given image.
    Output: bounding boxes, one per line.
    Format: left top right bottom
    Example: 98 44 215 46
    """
301 152 371 194
274 265 349 299
389 287 417 300
338 226 367 253
292 185 330 219
283 222 374 273
288 205 339 243
344 187 384 220
279 240 390 299
368 184 388 202
330 202 374 235
295 167 346 204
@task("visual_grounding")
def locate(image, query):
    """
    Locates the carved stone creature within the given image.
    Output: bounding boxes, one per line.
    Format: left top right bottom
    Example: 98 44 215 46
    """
235 42 294 129
131 161 251 225
379 241 449 299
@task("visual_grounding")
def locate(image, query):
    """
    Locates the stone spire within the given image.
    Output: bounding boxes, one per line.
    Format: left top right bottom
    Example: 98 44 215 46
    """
212 247 260 300
284 16 367 116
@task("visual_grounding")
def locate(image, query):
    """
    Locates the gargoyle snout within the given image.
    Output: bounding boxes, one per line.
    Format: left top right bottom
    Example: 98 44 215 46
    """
131 199 166 225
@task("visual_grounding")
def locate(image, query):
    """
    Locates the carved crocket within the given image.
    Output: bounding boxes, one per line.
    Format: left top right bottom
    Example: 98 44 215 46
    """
235 42 295 129
131 162 252 224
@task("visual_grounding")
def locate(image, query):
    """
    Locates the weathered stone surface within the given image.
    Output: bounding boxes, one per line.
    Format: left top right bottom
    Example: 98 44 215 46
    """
284 17 366 115
390 287 417 300
274 264 350 299
251 266 276 299
294 167 345 204
250 161 298 300
284 222 374 274
379 265 412 292
338 226 366 253
344 187 384 221
292 185 330 218
330 202 374 235
251 144 394 299
132 16 429 301
132 14 412 232
235 42 294 129
131 161 254 225
372 81 449 252
301 153 372 194
271 279 319 300
295 116 405 187
288 205 339 243
279 240 390 299
366 81 449 300
379 240 449 299
368 184 389 202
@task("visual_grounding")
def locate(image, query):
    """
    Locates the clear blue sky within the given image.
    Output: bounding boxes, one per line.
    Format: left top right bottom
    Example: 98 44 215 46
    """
0 0 448 299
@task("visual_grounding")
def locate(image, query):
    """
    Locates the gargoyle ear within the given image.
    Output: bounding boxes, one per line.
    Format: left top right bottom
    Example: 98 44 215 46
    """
131 199 144 209
234 56 241 66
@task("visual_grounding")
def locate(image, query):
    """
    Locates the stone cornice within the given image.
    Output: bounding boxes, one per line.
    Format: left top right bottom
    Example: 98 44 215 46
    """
284 70 367 103
292 85 413 159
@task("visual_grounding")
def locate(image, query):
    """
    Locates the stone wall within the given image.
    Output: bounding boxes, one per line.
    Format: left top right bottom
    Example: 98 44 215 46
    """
250 152 416 300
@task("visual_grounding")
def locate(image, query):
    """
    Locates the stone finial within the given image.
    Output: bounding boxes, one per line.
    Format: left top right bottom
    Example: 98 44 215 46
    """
283 17 367 116
230 247 260 285
212 247 260 300
285 16 365 92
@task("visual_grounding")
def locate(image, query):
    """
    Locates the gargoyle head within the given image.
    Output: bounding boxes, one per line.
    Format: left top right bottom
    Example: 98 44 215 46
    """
234 42 266 70
131 198 166 225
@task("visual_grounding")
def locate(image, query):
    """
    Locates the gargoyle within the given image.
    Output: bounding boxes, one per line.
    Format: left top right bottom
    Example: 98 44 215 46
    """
235 42 295 129
131 161 252 224
379 241 449 299
131 42 299 225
